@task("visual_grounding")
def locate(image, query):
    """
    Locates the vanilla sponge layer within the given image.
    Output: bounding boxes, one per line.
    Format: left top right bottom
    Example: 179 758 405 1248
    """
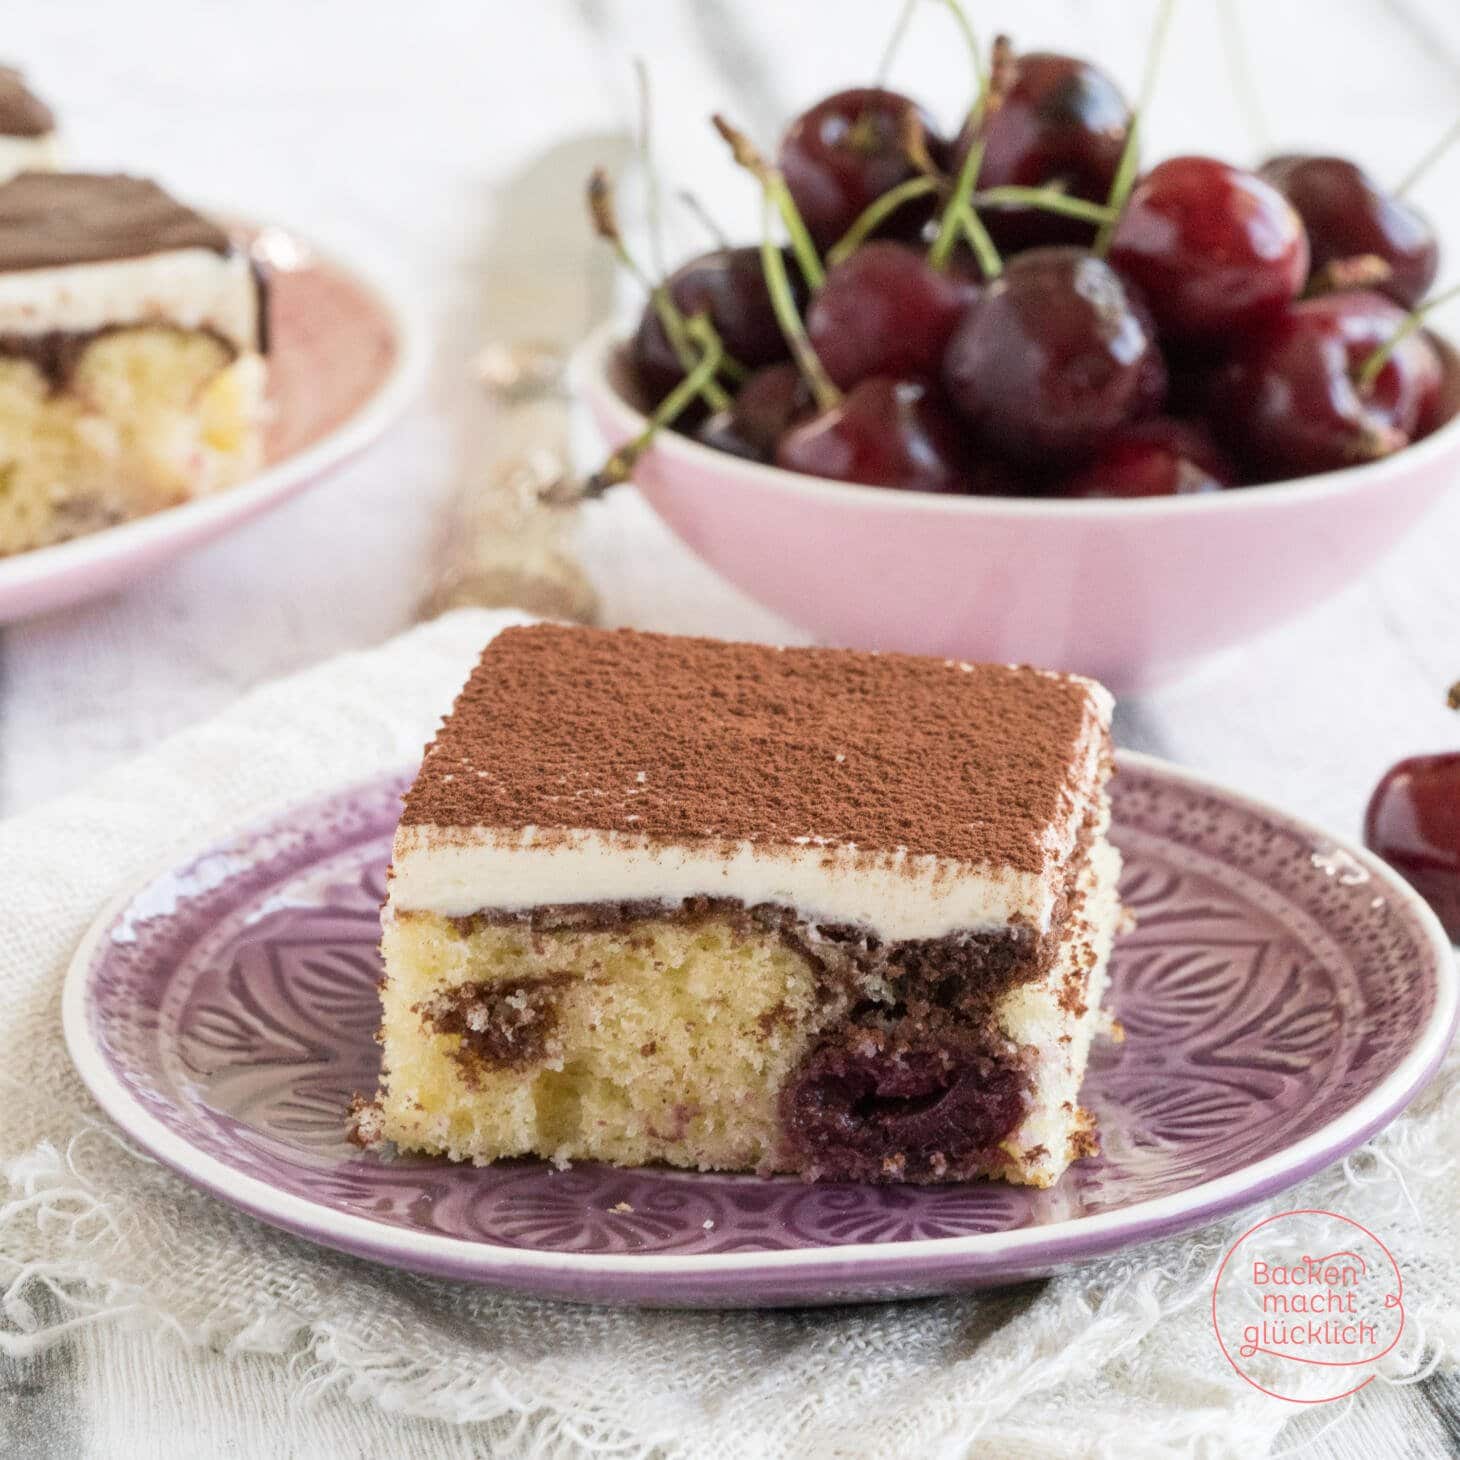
0 326 265 555
374 842 1122 1186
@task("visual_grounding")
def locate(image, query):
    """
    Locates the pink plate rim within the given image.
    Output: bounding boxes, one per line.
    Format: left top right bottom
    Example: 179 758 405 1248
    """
60 750 1457 1293
571 318 1460 518
0 213 428 616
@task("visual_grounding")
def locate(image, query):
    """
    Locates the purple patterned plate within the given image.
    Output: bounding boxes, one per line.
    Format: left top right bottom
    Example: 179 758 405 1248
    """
62 755 1456 1308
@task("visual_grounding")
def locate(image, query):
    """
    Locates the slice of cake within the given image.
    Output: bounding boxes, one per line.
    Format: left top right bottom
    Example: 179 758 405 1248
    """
0 172 268 555
0 68 59 183
366 625 1122 1187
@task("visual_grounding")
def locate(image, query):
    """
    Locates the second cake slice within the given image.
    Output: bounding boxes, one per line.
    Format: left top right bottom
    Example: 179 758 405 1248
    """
0 172 268 555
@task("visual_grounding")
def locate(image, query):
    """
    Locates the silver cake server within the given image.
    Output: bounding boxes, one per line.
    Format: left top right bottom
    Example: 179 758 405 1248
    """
421 129 632 623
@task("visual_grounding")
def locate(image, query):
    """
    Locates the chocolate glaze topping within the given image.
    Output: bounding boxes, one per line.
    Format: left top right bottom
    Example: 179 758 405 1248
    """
0 172 233 271
402 624 1107 872
0 68 53 138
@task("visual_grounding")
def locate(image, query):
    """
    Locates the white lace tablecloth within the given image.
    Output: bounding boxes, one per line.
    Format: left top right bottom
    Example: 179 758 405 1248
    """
3 1 1460 1455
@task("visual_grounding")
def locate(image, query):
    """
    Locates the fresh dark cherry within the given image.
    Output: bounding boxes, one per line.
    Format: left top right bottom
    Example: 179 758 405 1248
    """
694 363 810 462
780 1027 1028 1179
632 247 793 403
778 88 944 250
942 246 1165 465
1211 290 1442 480
953 50 1131 251
1109 157 1310 344
806 241 979 389
1365 753 1460 940
1061 417 1237 497
1259 154 1438 309
775 376 970 493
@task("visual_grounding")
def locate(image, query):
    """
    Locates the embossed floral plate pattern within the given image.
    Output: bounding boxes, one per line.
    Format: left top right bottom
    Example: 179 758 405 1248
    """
63 755 1456 1307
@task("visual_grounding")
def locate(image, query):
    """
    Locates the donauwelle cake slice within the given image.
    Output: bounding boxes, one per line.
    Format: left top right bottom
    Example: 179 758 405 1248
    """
0 172 267 555
363 624 1123 1187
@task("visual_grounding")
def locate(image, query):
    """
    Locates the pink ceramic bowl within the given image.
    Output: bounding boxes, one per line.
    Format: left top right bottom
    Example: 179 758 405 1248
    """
576 321 1460 693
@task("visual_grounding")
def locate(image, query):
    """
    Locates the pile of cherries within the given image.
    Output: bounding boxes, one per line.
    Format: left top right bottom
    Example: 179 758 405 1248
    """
1366 682 1460 941
619 41 1452 498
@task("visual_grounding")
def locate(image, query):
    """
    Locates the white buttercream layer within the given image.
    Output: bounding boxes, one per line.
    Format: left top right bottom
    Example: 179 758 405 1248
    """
996 838 1123 1184
0 134 59 184
0 245 260 351
388 668 1113 944
390 820 1094 943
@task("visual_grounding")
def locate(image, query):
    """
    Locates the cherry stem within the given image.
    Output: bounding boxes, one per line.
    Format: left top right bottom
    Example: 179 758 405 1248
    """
713 114 826 290
1216 0 1270 155
973 185 1116 224
1395 112 1460 198
587 169 734 410
876 0 920 85
928 31 1009 276
758 197 842 412
930 137 1000 276
899 104 942 180
1095 0 1178 258
956 211 990 259
1306 254 1395 298
826 175 942 267
1355 280 1460 394
984 33 1017 124
677 188 730 248
634 59 668 280
585 314 724 496
1447 681 1460 711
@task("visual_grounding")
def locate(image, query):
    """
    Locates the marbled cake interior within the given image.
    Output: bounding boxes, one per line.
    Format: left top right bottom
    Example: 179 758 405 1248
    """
374 841 1119 1185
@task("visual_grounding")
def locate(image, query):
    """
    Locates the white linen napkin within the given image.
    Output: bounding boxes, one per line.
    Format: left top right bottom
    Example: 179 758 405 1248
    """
1 607 1455 1459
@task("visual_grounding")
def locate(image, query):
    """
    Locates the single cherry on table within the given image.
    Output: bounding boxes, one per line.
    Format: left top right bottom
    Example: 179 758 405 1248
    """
1259 154 1438 309
1108 156 1309 344
778 88 944 251
1366 703 1460 942
807 241 979 389
942 246 1165 466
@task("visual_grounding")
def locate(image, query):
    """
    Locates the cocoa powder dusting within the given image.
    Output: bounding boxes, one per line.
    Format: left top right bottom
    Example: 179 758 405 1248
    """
401 626 1108 871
